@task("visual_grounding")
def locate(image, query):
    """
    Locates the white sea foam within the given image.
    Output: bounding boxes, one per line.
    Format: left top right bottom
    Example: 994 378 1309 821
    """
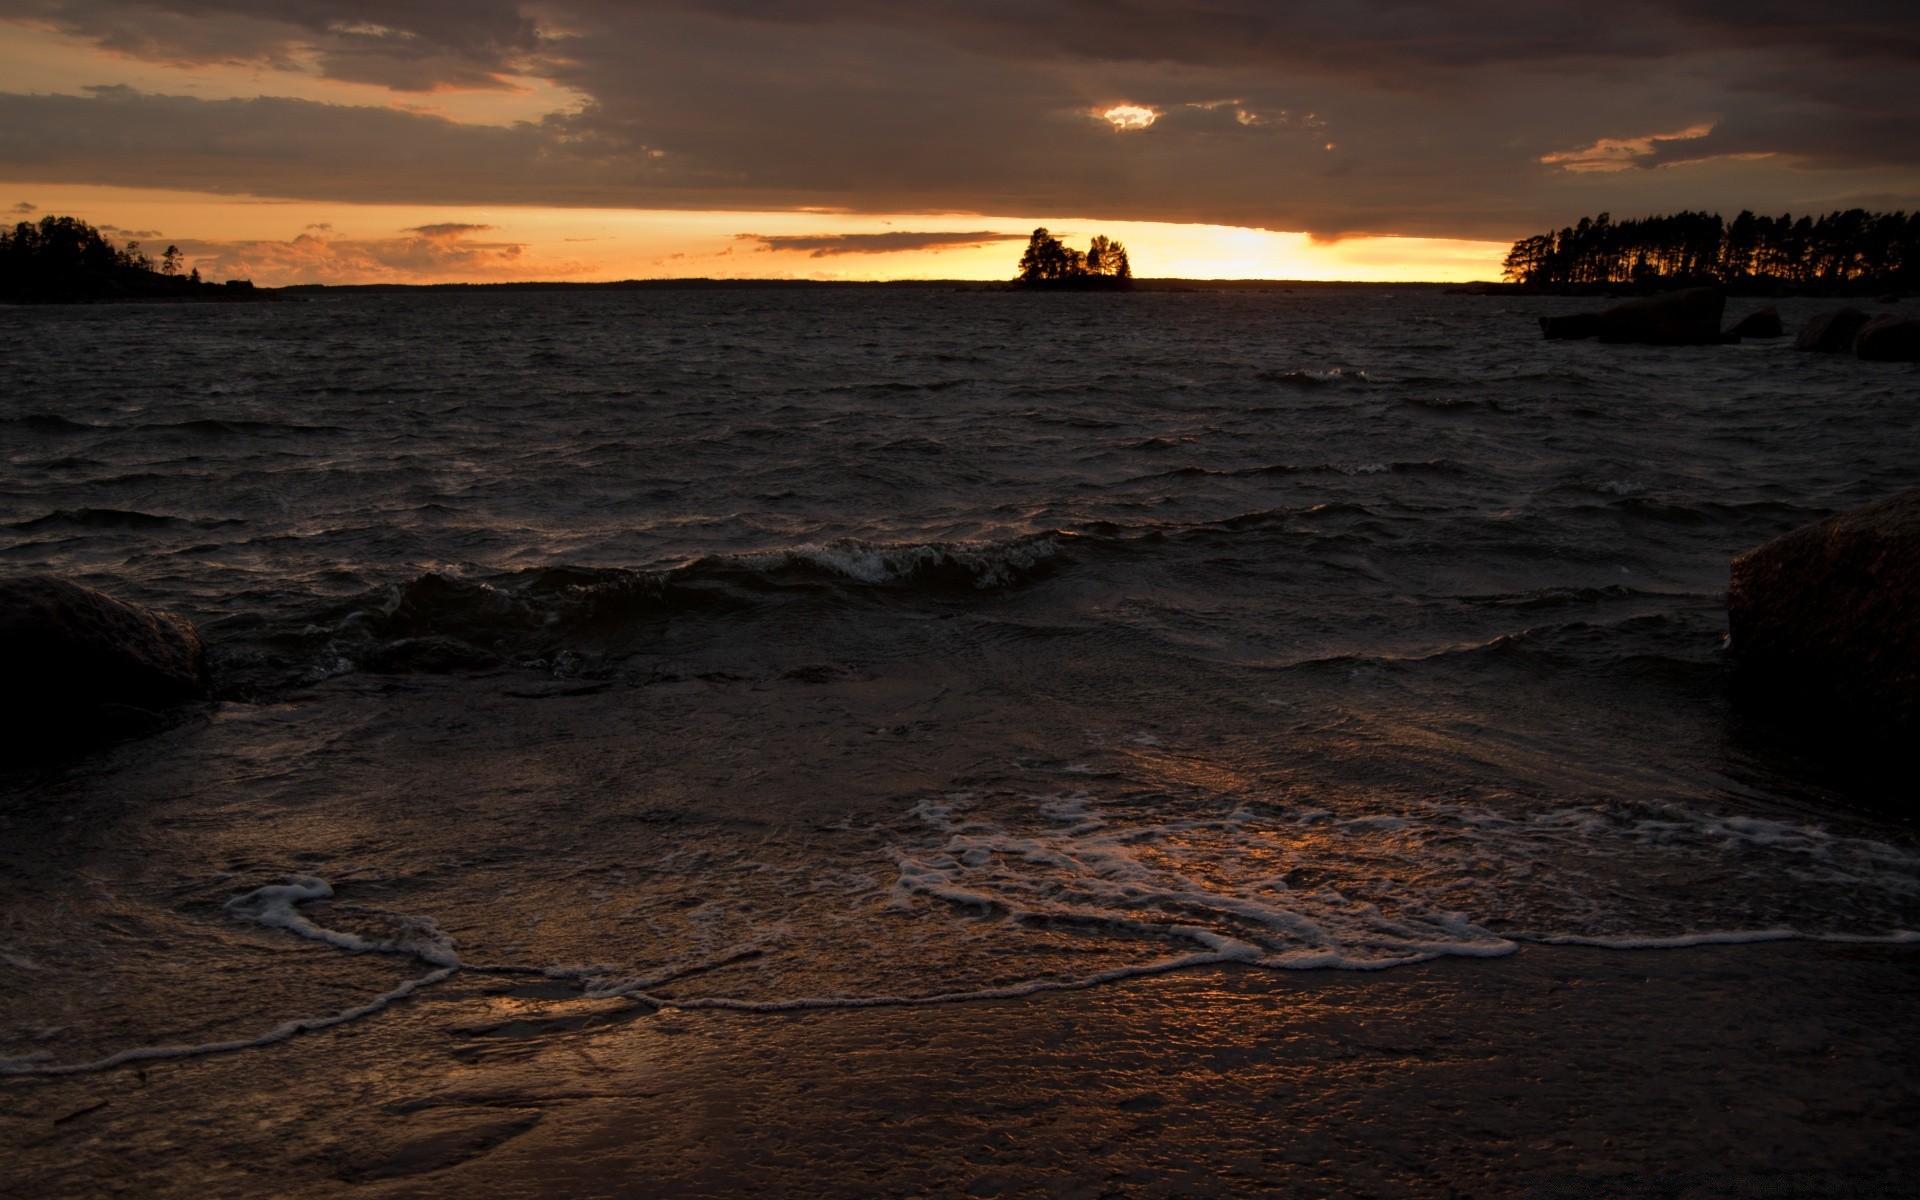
1 876 462 1078
224 875 460 968
9 792 1918 1076
735 535 1060 590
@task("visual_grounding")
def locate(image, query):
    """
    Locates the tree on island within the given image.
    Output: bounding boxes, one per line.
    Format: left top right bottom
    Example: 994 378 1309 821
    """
0 214 242 303
1015 228 1132 288
1503 208 1919 292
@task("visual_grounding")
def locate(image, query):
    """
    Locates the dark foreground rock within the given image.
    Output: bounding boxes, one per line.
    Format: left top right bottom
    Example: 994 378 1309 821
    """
0 574 210 758
1728 489 1919 747
1854 315 1920 362
1539 312 1602 340
1595 288 1725 345
1795 308 1871 353
1725 307 1784 339
1538 289 1725 345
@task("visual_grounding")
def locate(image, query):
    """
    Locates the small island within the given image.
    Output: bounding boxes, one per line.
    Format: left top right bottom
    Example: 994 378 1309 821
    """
1014 227 1133 290
1 214 268 303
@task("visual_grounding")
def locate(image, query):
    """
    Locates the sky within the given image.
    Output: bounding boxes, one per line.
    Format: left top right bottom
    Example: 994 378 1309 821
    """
3 1 1917 284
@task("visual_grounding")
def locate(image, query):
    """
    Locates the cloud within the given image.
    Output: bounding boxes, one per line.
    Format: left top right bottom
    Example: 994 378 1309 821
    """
739 230 1027 256
1541 124 1720 172
0 0 545 91
405 221 495 236
1096 105 1158 132
0 87 656 204
171 224 551 284
0 2 1916 238
10 201 36 213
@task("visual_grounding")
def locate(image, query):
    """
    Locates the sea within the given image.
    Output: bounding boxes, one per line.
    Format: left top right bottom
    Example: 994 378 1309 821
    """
2 286 1918 1078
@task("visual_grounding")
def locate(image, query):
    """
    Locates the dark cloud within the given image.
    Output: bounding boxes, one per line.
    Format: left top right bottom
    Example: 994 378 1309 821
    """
10 201 35 213
0 87 654 204
405 221 495 236
1 1 1917 237
0 0 541 89
741 230 1026 256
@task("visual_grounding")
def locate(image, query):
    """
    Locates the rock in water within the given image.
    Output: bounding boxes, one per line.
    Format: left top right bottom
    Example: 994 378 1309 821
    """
1593 288 1726 346
0 575 210 756
1539 312 1602 340
1794 308 1871 353
1853 315 1920 362
1728 489 1920 745
1726 307 1784 339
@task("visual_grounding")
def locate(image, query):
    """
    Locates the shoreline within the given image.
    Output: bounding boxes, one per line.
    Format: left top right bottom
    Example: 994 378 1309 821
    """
5 940 1917 1198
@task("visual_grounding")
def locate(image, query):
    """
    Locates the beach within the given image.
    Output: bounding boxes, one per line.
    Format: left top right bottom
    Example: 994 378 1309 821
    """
3 287 1917 1195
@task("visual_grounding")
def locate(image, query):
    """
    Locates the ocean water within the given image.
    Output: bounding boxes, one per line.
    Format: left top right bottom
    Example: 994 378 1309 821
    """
2 287 1918 1076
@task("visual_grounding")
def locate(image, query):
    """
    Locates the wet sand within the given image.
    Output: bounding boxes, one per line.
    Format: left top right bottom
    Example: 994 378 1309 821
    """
5 940 1916 1199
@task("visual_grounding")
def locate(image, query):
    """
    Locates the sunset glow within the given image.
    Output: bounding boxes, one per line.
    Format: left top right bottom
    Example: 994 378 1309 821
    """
1 183 1511 284
1098 104 1160 132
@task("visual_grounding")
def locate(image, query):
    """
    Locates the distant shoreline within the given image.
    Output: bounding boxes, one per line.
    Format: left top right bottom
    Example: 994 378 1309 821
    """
274 278 1470 294
16 277 1903 300
266 278 1902 297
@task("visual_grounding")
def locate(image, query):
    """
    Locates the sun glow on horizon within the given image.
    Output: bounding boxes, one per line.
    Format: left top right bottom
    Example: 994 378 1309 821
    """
0 182 1511 285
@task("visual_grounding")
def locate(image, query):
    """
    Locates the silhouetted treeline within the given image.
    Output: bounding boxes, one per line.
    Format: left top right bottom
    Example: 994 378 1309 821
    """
1503 210 1920 292
1015 228 1132 289
0 215 250 303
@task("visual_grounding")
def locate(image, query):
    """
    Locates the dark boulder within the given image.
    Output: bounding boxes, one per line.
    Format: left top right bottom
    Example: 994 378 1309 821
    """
1853 315 1920 362
1539 311 1602 340
1725 307 1784 339
1594 288 1726 346
1728 489 1920 747
0 575 210 757
1794 308 1870 353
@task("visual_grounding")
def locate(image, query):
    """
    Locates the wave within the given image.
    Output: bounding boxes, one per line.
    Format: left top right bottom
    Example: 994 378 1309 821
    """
1255 367 1368 388
1455 583 1710 611
135 418 347 436
1130 459 1466 483
1268 611 1719 678
9 507 182 531
250 533 1072 680
1 413 102 433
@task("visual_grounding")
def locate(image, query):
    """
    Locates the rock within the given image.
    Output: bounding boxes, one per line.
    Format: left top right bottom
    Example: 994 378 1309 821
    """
1594 288 1726 345
1853 315 1920 362
1794 308 1871 353
1725 307 1784 339
1539 312 1601 340
1728 489 1920 745
0 575 210 756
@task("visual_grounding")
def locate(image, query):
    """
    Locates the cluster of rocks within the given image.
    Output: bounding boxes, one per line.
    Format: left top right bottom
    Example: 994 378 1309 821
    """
1540 288 1920 359
1794 308 1920 360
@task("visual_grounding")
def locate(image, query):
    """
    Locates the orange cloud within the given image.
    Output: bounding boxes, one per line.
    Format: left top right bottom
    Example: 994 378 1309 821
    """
1540 123 1715 172
171 223 566 285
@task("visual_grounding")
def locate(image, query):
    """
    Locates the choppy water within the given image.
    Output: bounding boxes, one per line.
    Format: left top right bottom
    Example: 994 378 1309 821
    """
3 288 1918 1075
